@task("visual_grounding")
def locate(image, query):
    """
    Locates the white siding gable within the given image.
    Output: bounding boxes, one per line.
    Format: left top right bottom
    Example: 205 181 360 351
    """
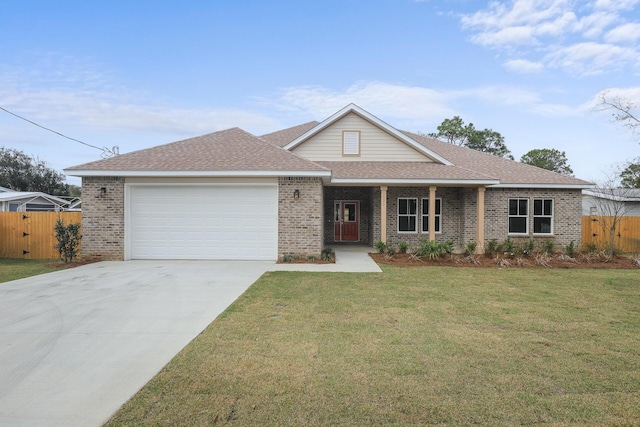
290 113 431 162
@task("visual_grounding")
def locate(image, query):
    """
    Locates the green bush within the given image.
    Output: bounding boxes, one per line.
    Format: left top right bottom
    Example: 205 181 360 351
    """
398 242 409 254
54 219 81 263
416 240 454 260
541 239 555 255
485 239 499 257
321 248 335 261
565 240 576 257
464 241 477 257
375 240 388 253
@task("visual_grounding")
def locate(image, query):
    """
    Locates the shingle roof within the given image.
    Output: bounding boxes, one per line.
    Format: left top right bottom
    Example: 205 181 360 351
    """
319 162 498 183
403 131 591 187
65 108 594 187
66 127 328 174
260 121 319 147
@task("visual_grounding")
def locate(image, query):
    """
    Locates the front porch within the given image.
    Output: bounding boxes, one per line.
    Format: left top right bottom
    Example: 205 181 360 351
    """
324 185 486 253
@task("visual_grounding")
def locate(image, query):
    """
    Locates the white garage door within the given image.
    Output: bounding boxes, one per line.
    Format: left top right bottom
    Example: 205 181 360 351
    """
127 184 278 260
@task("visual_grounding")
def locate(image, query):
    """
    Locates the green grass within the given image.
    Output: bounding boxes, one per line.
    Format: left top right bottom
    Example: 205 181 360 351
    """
0 258 65 283
107 266 640 426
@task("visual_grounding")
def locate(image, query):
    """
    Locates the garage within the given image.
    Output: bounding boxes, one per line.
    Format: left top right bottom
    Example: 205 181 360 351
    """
126 183 278 260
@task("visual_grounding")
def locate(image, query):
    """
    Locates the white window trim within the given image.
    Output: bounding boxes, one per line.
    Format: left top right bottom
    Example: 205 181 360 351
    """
342 130 361 156
421 197 442 234
533 198 554 235
508 198 529 235
397 197 418 233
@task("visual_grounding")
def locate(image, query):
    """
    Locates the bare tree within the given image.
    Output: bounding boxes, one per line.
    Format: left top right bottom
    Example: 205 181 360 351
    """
596 90 640 140
584 174 636 257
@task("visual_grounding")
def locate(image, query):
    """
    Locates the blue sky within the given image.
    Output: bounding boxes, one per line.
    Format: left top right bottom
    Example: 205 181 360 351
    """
1 0 639 187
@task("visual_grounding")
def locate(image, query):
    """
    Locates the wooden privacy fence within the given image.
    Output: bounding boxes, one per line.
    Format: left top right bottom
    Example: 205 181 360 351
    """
0 212 82 259
582 216 640 254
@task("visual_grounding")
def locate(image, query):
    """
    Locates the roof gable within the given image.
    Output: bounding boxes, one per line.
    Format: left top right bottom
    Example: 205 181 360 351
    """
284 104 453 165
65 127 330 178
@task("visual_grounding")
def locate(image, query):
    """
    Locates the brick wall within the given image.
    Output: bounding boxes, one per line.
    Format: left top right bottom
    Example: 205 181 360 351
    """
81 176 125 260
383 187 465 249
278 177 324 257
484 188 583 249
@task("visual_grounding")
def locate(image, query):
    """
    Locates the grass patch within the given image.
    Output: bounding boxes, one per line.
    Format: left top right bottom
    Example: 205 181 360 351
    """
107 267 640 426
0 258 66 283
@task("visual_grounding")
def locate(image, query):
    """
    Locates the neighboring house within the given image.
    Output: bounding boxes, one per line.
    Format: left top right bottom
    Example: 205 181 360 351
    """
65 104 592 261
582 189 640 216
0 187 72 212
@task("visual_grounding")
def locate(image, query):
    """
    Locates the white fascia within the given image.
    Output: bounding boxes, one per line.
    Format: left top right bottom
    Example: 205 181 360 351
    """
491 183 594 189
283 103 454 166
64 170 332 178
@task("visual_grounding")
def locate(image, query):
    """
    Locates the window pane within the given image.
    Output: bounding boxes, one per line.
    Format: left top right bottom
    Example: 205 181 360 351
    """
422 199 429 214
399 199 408 215
435 199 441 214
345 204 356 221
534 199 542 216
509 217 527 233
509 199 518 215
408 199 417 214
422 217 428 232
544 200 552 216
399 216 416 232
435 216 441 232
534 217 552 234
518 199 528 215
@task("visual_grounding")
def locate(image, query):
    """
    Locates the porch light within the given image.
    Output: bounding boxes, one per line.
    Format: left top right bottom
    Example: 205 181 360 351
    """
293 189 300 199
99 187 107 195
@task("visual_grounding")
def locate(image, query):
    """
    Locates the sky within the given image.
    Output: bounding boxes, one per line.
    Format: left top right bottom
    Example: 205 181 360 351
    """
1 0 639 187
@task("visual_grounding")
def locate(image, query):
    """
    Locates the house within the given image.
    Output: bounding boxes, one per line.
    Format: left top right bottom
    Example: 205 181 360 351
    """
64 104 592 261
582 188 640 216
0 186 72 212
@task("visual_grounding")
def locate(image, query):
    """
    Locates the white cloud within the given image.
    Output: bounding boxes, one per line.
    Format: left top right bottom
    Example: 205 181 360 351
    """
0 55 281 137
545 42 640 75
460 0 640 75
605 22 640 43
269 81 456 128
504 59 545 73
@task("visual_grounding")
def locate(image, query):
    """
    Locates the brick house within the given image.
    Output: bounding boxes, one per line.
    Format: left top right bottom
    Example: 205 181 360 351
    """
65 104 592 261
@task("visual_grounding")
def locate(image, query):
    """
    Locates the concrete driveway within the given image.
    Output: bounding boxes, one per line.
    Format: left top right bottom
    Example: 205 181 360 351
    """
0 260 272 427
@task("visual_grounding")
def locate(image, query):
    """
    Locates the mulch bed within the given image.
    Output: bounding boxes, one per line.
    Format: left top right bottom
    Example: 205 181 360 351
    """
369 252 640 269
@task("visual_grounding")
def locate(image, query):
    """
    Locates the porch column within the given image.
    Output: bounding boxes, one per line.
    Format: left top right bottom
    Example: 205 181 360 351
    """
429 186 437 242
476 187 485 254
380 185 388 242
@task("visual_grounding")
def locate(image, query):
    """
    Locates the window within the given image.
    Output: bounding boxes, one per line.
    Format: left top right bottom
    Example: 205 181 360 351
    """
398 198 417 233
342 131 360 156
421 198 442 233
508 198 528 234
533 199 553 234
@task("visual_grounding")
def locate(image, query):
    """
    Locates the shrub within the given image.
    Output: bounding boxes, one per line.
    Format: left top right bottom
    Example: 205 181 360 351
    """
54 219 82 263
321 248 335 262
398 242 409 254
464 241 477 257
565 240 576 257
500 237 514 254
416 240 454 260
375 240 388 253
541 239 555 255
583 242 598 253
485 239 499 257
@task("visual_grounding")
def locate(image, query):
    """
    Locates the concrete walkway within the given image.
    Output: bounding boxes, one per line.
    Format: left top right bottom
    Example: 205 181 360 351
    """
0 260 272 427
271 244 382 272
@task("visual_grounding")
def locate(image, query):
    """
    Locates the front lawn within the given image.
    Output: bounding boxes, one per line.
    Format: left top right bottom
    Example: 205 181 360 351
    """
0 258 66 283
107 266 640 426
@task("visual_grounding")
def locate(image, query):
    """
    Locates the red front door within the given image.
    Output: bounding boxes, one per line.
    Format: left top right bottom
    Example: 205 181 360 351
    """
334 201 359 242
